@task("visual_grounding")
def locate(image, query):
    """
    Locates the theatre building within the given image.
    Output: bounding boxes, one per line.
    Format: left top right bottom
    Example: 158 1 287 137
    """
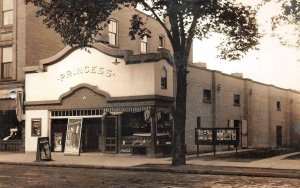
22 6 184 156
3 1 300 156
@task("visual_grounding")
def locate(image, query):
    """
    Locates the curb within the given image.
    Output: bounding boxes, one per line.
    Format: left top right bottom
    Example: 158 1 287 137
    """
1 161 300 179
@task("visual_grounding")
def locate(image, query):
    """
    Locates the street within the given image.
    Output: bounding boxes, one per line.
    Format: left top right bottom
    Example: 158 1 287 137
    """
1 164 300 187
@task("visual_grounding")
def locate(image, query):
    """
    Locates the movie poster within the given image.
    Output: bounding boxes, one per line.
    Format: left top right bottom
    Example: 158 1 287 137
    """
64 118 83 155
54 133 62 152
37 137 51 161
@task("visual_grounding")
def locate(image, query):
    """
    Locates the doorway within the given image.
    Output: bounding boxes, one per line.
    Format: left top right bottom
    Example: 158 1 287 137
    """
81 118 102 152
105 116 117 153
276 126 283 147
51 119 68 152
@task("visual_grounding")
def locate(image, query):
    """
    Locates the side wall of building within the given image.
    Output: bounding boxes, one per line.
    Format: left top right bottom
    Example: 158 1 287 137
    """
186 64 300 153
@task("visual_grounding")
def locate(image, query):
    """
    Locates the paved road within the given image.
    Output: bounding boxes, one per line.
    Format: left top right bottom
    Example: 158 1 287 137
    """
1 164 300 188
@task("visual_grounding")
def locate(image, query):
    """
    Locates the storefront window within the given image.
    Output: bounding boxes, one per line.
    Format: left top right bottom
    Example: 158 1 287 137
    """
0 110 20 140
156 112 172 145
120 111 172 154
121 112 151 149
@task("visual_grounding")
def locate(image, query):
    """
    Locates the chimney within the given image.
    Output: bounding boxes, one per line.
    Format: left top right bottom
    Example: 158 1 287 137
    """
231 73 243 78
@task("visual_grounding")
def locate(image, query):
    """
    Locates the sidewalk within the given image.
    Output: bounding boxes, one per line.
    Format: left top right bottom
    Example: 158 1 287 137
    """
1 149 300 178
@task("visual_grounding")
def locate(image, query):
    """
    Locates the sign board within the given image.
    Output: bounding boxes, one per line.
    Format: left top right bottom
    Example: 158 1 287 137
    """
195 128 239 146
64 118 82 155
36 137 51 161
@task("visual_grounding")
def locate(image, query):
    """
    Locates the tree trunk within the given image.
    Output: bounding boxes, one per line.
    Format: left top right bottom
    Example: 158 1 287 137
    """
172 55 188 166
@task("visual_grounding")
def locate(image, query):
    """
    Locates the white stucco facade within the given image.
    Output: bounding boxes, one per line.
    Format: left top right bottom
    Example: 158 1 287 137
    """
25 48 173 102
25 110 49 151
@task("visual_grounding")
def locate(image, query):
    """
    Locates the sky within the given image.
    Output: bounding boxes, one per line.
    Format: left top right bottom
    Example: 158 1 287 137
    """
193 0 300 91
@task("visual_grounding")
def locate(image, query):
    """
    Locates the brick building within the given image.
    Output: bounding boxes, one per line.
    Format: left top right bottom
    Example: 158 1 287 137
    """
186 63 300 153
0 1 299 156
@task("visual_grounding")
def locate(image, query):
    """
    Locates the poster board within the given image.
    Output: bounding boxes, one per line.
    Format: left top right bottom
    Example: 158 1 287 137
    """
64 118 83 155
195 128 239 146
54 133 63 152
36 137 51 161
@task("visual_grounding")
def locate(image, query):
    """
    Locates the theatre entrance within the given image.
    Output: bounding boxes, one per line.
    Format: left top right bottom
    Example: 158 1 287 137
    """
51 117 104 153
81 118 102 152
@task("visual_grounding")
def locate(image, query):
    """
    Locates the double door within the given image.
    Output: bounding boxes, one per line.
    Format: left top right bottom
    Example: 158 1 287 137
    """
51 116 118 153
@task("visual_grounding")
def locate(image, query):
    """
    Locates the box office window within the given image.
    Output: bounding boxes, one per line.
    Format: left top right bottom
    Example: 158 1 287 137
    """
141 36 147 53
233 94 240 107
203 89 211 103
1 46 13 80
2 0 13 26
108 19 117 46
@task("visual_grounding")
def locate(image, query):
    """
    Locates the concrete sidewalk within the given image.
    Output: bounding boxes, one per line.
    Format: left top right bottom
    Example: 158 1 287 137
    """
1 150 300 178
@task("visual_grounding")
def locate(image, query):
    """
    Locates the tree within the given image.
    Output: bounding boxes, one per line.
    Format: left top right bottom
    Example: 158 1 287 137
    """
25 0 260 166
263 0 299 48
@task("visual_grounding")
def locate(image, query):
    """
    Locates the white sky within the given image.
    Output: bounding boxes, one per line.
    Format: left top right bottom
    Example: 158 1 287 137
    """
193 0 300 91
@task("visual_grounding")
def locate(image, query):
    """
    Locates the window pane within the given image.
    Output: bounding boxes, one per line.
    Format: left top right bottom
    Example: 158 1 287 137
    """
142 36 147 42
233 94 240 106
159 36 164 47
3 10 13 25
109 33 116 45
3 0 13 11
141 42 147 53
161 67 167 77
112 21 116 33
109 20 117 33
3 46 12 63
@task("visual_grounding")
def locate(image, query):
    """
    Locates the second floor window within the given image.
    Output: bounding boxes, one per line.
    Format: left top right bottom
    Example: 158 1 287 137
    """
1 46 13 80
141 36 147 53
108 20 117 46
277 101 281 111
159 35 164 48
161 67 167 89
203 89 211 103
233 94 240 107
2 0 13 26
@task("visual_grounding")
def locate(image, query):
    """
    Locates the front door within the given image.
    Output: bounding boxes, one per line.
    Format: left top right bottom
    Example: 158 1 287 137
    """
105 116 117 153
276 126 283 147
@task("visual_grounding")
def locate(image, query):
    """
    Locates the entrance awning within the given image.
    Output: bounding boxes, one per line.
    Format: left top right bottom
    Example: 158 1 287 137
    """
50 106 172 118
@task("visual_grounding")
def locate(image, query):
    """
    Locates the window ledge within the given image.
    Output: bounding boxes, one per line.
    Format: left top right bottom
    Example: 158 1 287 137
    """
233 104 240 107
0 78 13 82
108 44 119 48
203 100 212 104
0 25 13 33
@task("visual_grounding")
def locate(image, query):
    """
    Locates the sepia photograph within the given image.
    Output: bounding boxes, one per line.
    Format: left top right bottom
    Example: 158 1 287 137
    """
0 0 299 187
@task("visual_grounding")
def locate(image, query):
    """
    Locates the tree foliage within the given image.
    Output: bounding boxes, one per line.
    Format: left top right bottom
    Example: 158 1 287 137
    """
263 0 300 48
25 0 261 166
25 0 260 60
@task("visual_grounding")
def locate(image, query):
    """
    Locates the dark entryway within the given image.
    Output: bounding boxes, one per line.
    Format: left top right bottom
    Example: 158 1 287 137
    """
276 126 283 147
81 118 102 152
51 118 102 152
51 119 68 152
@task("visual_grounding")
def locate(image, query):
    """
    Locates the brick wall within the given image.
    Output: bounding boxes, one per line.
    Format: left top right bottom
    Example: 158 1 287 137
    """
186 63 300 153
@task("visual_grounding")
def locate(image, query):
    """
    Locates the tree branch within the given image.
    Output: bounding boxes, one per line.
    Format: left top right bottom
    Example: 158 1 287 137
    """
140 1 175 46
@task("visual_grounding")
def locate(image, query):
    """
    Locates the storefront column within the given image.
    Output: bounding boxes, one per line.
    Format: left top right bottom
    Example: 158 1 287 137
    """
150 108 157 155
100 117 105 152
117 115 122 153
